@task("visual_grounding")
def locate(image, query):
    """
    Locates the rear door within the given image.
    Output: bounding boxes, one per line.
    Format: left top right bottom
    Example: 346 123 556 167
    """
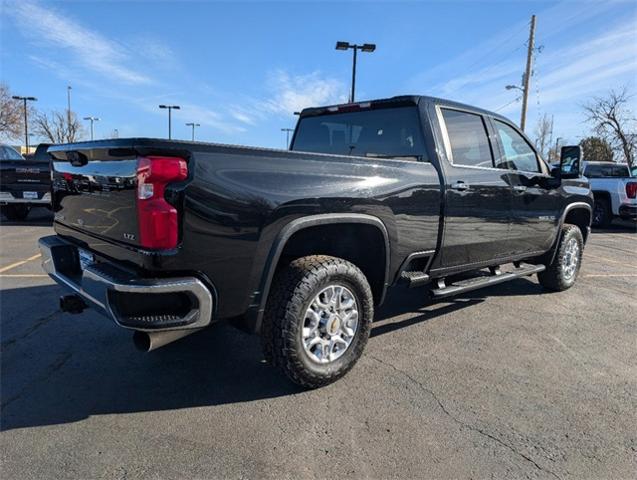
490 118 559 255
435 105 513 269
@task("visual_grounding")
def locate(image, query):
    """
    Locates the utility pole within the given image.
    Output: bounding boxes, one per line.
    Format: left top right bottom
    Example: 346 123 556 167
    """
281 128 294 149
554 136 562 163
159 105 180 139
185 122 200 141
520 15 536 132
12 95 37 151
83 116 100 140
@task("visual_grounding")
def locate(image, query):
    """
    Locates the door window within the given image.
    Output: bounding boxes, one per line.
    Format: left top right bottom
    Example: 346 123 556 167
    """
494 121 540 172
441 109 493 168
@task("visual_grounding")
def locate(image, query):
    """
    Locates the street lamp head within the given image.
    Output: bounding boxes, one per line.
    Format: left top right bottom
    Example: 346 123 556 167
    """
335 41 350 50
361 43 376 52
505 85 519 91
159 105 167 109
173 105 181 110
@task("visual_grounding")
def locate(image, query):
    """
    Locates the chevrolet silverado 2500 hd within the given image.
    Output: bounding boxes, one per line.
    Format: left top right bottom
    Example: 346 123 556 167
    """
39 95 593 388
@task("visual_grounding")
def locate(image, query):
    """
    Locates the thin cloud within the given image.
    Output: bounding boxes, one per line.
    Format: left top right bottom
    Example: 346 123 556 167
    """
8 1 152 85
261 69 348 116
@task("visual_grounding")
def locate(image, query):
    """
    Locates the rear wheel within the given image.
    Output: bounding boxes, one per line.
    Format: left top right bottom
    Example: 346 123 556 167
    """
592 198 611 228
261 255 373 389
538 224 583 291
1 205 30 221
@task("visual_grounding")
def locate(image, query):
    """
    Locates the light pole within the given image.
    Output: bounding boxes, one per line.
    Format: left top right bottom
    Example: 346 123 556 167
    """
83 116 100 140
185 122 200 141
159 104 180 139
281 128 294 149
67 85 72 126
12 95 37 151
335 41 376 103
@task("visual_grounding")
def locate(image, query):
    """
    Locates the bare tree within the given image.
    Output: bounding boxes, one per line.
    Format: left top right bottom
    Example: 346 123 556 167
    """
579 136 614 162
534 113 553 160
33 110 84 144
584 87 636 167
0 83 26 140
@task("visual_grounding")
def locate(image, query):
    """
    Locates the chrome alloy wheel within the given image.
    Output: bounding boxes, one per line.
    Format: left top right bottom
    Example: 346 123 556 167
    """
562 237 580 280
301 284 359 364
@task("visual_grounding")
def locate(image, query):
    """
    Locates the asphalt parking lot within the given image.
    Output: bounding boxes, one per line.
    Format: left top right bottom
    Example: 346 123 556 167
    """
1 208 635 479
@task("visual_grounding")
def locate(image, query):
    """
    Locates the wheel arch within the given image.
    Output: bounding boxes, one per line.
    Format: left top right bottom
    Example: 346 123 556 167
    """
251 213 390 333
548 202 592 265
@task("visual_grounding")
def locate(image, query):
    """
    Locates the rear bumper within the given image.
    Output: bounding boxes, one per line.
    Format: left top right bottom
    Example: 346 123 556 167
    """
618 204 637 219
0 191 51 205
38 235 214 332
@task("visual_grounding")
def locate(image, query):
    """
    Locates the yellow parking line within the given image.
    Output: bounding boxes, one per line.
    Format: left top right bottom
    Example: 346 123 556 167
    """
0 253 42 273
0 274 48 278
585 253 637 268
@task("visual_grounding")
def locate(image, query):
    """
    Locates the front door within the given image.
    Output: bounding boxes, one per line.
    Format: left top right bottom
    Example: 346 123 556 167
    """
490 119 559 255
436 106 513 270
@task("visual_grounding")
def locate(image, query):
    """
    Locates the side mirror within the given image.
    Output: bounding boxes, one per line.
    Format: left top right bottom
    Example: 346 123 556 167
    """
559 145 581 179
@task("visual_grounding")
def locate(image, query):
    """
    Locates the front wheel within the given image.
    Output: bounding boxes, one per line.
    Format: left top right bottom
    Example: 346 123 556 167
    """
537 224 584 291
261 255 374 389
1 205 30 221
592 198 611 228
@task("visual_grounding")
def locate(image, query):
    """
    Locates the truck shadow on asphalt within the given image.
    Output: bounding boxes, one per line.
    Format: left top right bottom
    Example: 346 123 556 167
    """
0 208 54 227
1 277 546 432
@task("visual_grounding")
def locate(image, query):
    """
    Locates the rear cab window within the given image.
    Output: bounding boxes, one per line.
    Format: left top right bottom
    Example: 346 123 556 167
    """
584 163 629 178
439 108 494 168
292 106 426 161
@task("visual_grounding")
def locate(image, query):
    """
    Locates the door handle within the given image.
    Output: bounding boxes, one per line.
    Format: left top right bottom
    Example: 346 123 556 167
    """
513 185 527 192
450 181 470 191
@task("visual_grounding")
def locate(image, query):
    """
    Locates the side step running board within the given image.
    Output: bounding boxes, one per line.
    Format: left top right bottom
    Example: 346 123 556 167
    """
400 271 430 288
430 263 545 299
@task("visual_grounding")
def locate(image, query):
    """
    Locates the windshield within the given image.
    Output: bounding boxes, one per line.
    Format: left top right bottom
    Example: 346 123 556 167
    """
0 146 24 161
292 106 426 160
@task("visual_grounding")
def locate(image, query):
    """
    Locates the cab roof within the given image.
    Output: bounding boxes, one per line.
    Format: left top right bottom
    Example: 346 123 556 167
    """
299 95 512 123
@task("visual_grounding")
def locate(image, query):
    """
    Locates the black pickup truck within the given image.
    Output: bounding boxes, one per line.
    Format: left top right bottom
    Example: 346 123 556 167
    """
1 143 52 220
39 95 593 388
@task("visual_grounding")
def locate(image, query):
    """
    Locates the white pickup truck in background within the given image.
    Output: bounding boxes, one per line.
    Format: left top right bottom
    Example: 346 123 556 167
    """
582 161 637 227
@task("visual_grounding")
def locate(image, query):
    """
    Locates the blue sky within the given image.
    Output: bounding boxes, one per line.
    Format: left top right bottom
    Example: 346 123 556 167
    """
2 0 636 148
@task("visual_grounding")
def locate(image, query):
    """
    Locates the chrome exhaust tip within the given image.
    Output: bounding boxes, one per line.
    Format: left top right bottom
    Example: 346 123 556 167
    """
133 328 202 352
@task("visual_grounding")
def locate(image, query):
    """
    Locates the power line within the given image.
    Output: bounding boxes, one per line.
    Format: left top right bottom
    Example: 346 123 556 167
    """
495 97 521 112
464 21 530 72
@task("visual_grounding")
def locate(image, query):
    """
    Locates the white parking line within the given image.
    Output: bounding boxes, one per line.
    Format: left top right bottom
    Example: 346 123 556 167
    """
0 274 49 278
582 274 637 278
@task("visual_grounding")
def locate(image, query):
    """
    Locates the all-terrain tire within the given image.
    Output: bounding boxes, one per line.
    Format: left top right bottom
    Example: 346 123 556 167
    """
261 255 374 389
1 205 30 221
592 198 611 228
537 224 584 291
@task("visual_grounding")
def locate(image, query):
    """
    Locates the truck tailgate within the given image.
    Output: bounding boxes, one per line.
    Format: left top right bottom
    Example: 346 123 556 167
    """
0 160 51 200
50 144 142 247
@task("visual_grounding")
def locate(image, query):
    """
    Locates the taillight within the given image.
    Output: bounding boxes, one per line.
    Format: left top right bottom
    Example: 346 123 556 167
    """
626 182 637 199
136 156 188 249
